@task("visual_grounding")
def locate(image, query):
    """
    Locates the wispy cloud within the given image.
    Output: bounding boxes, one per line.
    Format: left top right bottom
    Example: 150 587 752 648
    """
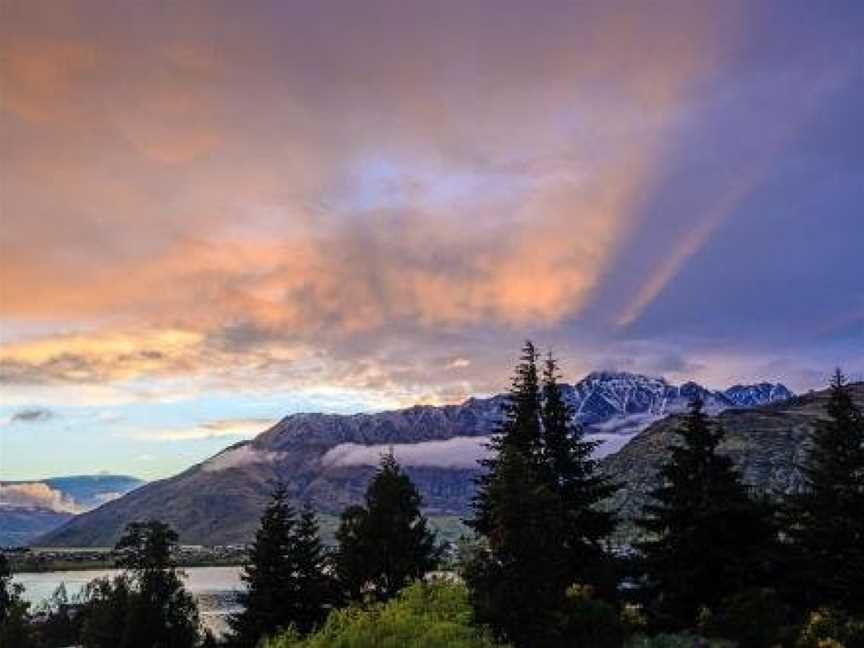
133 418 274 442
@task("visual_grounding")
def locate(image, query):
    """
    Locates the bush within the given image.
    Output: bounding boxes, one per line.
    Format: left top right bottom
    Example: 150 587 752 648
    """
699 588 787 648
795 608 864 648
261 579 501 648
556 584 625 648
627 634 735 648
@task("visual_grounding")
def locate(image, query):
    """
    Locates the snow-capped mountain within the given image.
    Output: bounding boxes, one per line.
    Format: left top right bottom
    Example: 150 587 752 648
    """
724 383 795 408
40 370 795 547
562 371 791 430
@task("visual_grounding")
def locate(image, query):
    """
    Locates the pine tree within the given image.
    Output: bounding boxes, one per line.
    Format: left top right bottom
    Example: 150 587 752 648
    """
540 353 619 593
289 505 336 634
229 484 297 647
470 340 543 537
464 345 619 647
463 446 569 647
334 452 441 602
782 370 864 614
637 399 777 630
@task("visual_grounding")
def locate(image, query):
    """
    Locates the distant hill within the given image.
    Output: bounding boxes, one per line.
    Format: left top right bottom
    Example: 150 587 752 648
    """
0 474 144 547
36 372 794 547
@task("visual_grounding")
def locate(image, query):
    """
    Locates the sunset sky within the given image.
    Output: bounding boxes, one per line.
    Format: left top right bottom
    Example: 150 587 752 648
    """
1 1 862 481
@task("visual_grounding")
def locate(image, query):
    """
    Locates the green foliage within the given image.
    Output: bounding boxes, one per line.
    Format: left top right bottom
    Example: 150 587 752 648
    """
261 580 502 648
636 398 778 630
80 520 201 648
795 608 864 648
334 453 441 603
782 370 864 614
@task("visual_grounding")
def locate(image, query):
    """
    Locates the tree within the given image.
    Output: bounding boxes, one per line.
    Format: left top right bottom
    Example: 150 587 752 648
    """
782 370 864 614
465 344 619 647
79 575 134 648
229 483 298 647
462 447 569 647
80 520 201 648
470 340 543 538
636 398 777 630
540 353 619 594
0 552 37 648
289 505 337 634
335 452 441 602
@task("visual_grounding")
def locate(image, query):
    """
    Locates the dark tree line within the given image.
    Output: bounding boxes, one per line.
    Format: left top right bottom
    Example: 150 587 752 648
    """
226 451 440 647
461 344 864 647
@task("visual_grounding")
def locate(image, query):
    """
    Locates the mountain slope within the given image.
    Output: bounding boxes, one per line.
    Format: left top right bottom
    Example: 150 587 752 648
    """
37 373 793 547
602 383 864 525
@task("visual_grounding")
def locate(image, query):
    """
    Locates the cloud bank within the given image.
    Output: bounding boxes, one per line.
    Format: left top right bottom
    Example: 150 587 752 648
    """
322 430 641 470
201 445 285 473
0 483 81 513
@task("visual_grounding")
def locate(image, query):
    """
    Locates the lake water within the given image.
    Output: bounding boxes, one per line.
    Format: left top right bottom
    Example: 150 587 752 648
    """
14 566 243 636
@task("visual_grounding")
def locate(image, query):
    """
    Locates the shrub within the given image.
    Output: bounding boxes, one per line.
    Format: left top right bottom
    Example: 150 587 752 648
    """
700 588 787 648
795 608 864 648
556 584 625 648
627 634 735 648
261 579 501 648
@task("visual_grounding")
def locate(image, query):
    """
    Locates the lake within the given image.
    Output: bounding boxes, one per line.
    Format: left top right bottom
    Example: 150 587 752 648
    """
14 566 244 636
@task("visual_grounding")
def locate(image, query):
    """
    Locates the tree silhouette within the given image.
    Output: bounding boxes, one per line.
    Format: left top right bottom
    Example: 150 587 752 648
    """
782 370 864 614
229 483 298 647
335 452 440 602
637 399 777 630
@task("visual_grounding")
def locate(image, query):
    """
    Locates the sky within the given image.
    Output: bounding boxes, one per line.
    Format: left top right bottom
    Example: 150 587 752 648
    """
1 0 862 481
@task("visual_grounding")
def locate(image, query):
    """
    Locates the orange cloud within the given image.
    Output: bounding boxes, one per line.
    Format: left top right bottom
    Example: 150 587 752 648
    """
0 0 744 400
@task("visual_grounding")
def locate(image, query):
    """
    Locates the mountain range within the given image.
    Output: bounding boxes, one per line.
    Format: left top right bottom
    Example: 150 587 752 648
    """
35 371 800 547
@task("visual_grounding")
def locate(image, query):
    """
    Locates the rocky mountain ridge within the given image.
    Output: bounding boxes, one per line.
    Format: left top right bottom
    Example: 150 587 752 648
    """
37 372 797 547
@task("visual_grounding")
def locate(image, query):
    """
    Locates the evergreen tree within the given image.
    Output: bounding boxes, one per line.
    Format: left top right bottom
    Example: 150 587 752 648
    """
229 483 298 647
637 398 777 630
470 340 543 537
464 345 619 646
540 353 619 593
335 452 440 602
782 370 864 614
289 505 336 634
463 446 569 647
80 520 200 648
